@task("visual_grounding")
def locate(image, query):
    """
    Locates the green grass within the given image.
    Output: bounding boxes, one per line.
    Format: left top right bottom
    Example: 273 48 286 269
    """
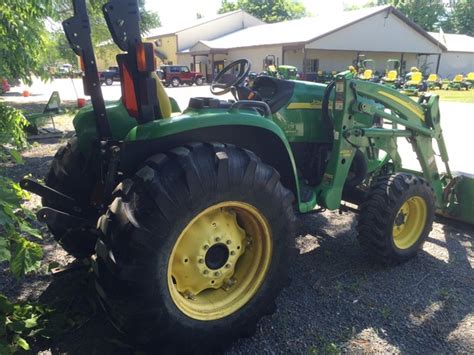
425 89 474 103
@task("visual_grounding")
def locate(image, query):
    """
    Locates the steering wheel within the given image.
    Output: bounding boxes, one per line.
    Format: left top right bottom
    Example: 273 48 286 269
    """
210 59 251 95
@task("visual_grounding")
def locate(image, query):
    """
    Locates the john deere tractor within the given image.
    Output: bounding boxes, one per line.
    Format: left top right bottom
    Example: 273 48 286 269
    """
263 54 299 80
21 0 474 351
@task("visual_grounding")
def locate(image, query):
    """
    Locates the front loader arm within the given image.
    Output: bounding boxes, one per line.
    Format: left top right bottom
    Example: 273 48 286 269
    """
319 73 452 210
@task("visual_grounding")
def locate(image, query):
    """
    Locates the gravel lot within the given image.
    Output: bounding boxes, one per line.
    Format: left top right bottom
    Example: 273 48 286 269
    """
1 80 473 354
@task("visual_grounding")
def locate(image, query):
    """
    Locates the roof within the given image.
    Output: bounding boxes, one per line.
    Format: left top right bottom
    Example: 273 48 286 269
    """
146 10 245 38
189 5 445 52
428 32 474 53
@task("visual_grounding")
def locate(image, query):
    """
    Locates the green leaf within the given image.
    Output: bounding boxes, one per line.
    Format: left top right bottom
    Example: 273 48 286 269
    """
8 319 26 333
8 149 23 164
10 237 43 278
0 295 14 314
24 316 38 329
14 336 30 351
0 342 12 355
19 222 42 239
0 238 11 263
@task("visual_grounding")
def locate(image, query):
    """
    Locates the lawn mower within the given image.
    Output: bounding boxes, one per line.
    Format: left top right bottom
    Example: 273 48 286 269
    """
380 58 402 88
20 0 474 351
400 67 427 96
447 74 472 90
426 73 442 90
467 72 474 85
358 59 376 81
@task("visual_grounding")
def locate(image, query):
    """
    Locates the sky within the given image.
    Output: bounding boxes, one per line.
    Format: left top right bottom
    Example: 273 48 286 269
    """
145 0 372 27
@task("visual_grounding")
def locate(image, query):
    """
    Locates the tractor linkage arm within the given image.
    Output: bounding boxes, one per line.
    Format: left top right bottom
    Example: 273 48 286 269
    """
62 0 111 140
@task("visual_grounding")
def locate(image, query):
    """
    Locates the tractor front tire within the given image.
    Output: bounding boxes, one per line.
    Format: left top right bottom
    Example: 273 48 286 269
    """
357 173 435 264
43 138 99 258
94 143 295 350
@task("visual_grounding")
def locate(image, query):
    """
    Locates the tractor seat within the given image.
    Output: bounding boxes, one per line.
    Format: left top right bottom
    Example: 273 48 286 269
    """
453 74 464 82
406 72 422 86
362 69 373 80
427 74 438 82
252 75 295 114
386 70 397 82
151 71 172 118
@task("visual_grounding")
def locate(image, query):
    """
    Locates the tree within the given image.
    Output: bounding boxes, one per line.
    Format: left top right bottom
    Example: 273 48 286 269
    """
383 0 447 31
0 0 160 83
344 0 448 32
448 0 474 35
218 0 307 23
0 0 55 84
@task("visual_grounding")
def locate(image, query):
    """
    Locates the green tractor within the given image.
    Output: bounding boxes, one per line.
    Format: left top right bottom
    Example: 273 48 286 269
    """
263 54 299 80
21 0 474 351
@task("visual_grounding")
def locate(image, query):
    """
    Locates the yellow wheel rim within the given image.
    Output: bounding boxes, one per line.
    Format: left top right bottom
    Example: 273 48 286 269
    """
167 201 272 321
392 196 427 250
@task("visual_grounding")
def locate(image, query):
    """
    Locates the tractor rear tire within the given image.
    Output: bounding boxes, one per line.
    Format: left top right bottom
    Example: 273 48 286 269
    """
43 138 99 258
357 173 435 264
94 143 295 351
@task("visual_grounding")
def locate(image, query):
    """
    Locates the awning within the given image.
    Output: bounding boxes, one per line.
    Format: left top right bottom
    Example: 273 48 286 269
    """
155 48 167 61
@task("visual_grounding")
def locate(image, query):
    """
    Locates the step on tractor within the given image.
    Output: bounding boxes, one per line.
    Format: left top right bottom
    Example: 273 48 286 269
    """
20 0 474 351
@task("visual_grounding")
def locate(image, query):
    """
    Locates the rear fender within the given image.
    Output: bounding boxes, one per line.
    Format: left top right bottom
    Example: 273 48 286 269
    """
121 112 300 203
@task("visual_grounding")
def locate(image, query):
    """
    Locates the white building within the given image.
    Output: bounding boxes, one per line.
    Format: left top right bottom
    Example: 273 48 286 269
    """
146 10 263 75
183 6 446 80
429 32 474 78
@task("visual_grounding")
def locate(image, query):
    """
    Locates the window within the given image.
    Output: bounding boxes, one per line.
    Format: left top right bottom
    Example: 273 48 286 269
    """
155 39 162 47
180 67 190 73
305 59 319 73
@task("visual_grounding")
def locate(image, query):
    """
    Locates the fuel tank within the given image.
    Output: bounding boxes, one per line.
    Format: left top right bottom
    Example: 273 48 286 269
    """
272 80 330 143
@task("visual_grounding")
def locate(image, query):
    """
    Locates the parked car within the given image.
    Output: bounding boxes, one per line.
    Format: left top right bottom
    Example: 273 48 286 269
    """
99 66 120 86
160 65 204 87
0 79 10 95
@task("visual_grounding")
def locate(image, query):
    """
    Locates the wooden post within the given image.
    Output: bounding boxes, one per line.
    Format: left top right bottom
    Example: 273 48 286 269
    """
211 52 215 81
400 52 404 76
302 46 307 79
436 54 441 74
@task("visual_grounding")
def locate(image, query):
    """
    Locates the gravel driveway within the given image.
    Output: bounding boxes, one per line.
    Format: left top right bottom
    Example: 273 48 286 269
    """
1 85 473 354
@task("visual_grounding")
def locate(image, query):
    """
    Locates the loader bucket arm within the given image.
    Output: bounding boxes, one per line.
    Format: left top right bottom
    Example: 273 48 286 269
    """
62 0 111 140
320 73 473 224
